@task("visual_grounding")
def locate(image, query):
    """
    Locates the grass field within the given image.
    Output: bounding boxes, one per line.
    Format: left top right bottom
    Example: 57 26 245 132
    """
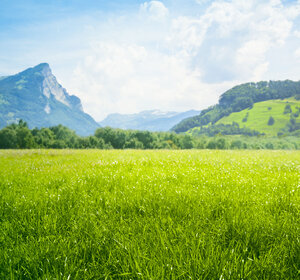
0 150 299 279
216 98 300 135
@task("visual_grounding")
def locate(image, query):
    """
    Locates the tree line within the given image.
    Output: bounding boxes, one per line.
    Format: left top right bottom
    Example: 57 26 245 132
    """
0 120 299 150
0 120 196 149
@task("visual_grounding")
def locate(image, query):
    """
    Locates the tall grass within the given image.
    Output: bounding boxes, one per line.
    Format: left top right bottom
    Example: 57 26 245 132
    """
0 150 299 279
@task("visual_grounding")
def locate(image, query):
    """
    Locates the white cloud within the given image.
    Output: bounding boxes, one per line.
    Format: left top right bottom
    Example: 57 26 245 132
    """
167 16 210 56
140 1 169 21
295 48 300 59
294 30 300 38
69 42 232 121
235 40 270 80
166 0 300 83
46 0 300 119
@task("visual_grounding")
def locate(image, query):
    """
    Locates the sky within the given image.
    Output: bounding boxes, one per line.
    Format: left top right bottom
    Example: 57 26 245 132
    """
0 0 300 121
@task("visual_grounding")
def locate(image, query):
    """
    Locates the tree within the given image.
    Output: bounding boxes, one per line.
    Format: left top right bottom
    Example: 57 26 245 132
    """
242 113 249 122
207 140 217 149
124 138 144 149
94 127 125 148
50 125 76 141
284 104 292 114
216 138 227 149
268 116 275 126
265 142 274 149
16 127 35 148
0 128 17 148
134 131 154 149
50 140 67 148
34 128 55 147
17 119 28 128
230 140 242 149
180 135 194 149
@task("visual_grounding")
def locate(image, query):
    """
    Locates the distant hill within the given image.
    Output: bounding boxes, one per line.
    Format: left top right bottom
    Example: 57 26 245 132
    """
216 98 300 136
188 98 300 136
99 110 200 131
172 80 300 136
0 63 99 135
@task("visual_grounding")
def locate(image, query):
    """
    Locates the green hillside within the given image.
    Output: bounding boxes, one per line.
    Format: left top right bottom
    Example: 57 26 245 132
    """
172 80 300 133
216 98 300 136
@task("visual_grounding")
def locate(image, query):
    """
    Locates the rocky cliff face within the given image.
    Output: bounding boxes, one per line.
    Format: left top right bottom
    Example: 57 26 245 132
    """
42 64 71 108
0 63 99 135
40 63 83 112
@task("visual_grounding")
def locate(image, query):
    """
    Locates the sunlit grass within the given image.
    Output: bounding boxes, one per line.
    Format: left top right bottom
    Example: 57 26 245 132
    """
217 98 300 135
0 150 299 279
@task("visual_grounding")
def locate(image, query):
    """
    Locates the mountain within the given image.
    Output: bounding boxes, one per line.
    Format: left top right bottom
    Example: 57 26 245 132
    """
172 80 300 136
0 63 99 135
99 110 201 131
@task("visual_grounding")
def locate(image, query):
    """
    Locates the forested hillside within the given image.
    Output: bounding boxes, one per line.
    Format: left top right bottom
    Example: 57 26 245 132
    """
188 98 300 137
172 80 300 133
216 99 300 136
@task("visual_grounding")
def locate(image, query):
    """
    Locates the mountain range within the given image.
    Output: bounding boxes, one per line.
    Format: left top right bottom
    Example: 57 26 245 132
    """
1 63 299 137
0 63 201 134
99 110 200 131
0 63 99 135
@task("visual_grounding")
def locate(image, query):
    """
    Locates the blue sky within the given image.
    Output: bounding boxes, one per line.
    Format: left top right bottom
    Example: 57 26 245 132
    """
1 0 300 120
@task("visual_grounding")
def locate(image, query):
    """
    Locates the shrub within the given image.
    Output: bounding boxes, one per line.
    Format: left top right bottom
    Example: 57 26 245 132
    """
207 140 217 149
265 142 274 149
242 113 249 122
230 140 242 149
268 116 275 126
284 104 292 114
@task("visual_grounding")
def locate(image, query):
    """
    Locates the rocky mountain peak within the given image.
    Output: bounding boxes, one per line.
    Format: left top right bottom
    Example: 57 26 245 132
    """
33 62 50 71
0 63 99 135
39 64 70 107
15 63 76 108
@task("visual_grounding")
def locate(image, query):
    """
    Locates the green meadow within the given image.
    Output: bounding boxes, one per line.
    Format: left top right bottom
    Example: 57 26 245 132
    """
216 98 300 135
0 150 299 279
